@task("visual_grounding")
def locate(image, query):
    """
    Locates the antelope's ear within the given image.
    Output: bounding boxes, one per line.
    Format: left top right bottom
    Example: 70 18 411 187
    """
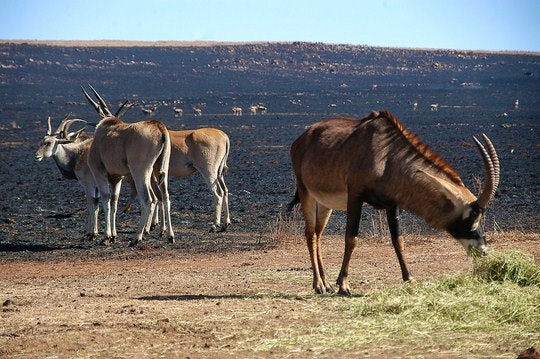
416 169 461 211
66 127 86 141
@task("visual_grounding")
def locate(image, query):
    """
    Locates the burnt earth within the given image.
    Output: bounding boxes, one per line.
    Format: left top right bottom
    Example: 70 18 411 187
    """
0 41 539 254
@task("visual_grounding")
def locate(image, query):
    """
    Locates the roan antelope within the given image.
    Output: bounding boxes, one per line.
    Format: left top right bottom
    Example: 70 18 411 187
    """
82 85 174 246
288 110 500 295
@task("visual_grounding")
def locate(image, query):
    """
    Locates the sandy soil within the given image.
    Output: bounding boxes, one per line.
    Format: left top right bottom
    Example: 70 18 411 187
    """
1 232 539 358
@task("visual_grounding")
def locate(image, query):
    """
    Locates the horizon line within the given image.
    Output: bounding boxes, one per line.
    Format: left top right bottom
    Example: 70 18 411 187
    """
1 39 539 55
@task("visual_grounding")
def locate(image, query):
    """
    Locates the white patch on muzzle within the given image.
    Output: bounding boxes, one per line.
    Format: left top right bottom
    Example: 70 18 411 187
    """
458 239 487 256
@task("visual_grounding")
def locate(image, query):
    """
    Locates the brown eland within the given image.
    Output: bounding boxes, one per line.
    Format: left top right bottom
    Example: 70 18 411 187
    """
289 110 500 295
83 85 174 246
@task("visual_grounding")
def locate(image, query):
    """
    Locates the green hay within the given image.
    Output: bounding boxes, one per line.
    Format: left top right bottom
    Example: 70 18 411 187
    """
473 249 540 287
254 250 540 357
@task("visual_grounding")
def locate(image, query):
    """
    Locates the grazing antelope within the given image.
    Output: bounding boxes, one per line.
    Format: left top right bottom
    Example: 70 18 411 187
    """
193 107 202 116
232 106 242 116
83 85 174 245
289 110 500 295
173 107 183 116
34 117 99 239
431 103 439 111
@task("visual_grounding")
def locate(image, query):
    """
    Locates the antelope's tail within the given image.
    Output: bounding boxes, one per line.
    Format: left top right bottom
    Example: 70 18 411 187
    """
157 125 171 186
286 189 300 213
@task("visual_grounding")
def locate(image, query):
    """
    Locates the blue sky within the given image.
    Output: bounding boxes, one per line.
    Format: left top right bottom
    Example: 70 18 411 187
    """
1 0 539 51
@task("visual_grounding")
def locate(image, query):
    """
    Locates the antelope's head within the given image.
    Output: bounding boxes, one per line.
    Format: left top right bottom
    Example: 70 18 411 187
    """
446 134 500 256
34 117 87 161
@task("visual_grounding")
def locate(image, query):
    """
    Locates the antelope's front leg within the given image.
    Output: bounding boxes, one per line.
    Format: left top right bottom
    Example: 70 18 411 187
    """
85 194 99 241
336 198 363 296
386 206 412 282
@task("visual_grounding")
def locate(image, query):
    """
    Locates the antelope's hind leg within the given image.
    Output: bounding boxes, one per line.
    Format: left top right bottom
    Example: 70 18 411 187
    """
301 193 333 294
315 203 334 294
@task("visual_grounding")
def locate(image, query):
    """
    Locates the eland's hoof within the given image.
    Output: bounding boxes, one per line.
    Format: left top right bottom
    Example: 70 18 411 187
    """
128 239 140 248
100 237 113 246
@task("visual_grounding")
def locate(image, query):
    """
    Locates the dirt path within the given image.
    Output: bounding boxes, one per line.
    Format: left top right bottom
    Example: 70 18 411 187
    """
1 232 538 358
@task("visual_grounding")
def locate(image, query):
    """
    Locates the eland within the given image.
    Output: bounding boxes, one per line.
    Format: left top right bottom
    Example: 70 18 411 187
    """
82 85 174 245
289 110 500 295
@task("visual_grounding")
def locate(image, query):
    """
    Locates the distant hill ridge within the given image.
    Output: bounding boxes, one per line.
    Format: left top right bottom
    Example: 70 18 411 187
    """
0 39 538 55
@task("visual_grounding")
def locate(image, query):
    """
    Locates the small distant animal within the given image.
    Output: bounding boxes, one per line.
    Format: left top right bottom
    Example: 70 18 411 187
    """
256 103 267 114
142 106 156 115
173 107 183 116
249 103 267 115
430 103 439 111
232 106 242 116
288 110 500 295
193 108 202 116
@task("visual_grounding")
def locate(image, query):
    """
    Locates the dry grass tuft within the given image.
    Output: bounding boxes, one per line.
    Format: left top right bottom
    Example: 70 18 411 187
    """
473 249 540 287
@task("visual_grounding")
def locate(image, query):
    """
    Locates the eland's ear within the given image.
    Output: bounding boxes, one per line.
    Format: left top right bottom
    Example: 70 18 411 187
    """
66 127 86 141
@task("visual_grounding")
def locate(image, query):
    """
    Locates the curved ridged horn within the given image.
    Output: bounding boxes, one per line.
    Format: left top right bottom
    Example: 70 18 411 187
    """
47 116 52 136
58 118 88 138
481 134 500 193
473 134 499 209
88 84 113 116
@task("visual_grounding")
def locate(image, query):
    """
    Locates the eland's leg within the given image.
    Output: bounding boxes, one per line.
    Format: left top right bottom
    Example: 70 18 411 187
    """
200 170 226 232
132 175 153 246
386 206 412 281
337 197 363 296
156 174 174 242
109 178 122 242
84 184 99 241
217 174 231 230
95 179 113 244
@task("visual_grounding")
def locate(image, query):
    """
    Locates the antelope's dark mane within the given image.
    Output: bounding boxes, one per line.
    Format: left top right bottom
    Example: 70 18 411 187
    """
364 110 464 186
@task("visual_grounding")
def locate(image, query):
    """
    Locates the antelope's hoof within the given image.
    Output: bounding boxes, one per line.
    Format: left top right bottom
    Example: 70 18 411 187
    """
100 237 113 246
337 288 352 297
128 239 140 248
210 224 228 233
86 234 98 241
168 236 175 244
